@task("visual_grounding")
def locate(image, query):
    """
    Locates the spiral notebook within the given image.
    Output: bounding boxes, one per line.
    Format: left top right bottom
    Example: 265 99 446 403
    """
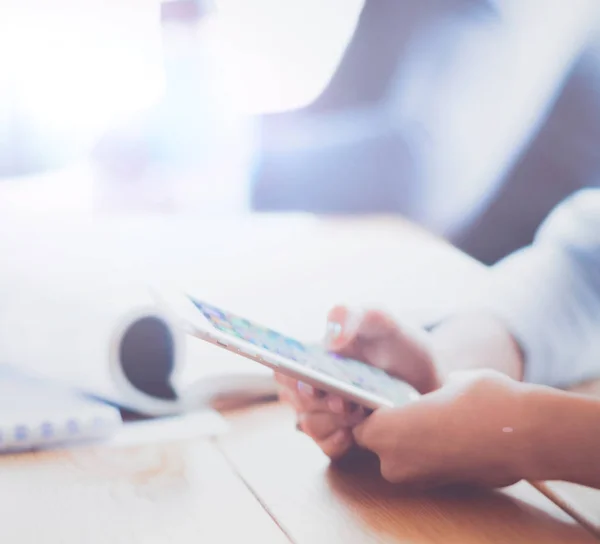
0 365 123 452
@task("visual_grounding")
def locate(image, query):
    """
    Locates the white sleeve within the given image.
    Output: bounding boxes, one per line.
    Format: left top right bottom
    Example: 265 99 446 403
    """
484 189 600 387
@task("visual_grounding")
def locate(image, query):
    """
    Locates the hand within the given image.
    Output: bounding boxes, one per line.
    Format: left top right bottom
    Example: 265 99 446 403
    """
276 306 440 459
276 373 367 459
353 370 532 489
325 306 440 394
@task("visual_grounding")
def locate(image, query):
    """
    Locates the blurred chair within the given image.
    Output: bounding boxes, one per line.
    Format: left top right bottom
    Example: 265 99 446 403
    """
453 37 600 263
251 0 600 263
250 0 437 215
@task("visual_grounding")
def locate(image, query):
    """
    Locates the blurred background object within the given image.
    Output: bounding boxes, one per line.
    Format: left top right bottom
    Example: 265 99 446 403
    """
250 0 600 263
91 0 364 215
91 0 254 215
0 0 364 216
2 0 600 263
453 34 600 262
0 0 164 177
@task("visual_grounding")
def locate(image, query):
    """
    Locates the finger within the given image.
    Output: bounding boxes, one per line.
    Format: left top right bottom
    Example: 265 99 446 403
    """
338 310 399 353
326 394 357 415
279 387 299 408
332 312 436 393
275 372 329 404
352 409 389 450
281 384 334 414
352 417 371 449
275 373 326 399
274 372 297 389
277 372 358 415
296 381 326 400
325 308 399 361
289 387 361 419
279 374 355 415
324 306 364 351
280 387 322 413
298 408 366 440
274 374 324 398
316 428 354 460
294 382 357 415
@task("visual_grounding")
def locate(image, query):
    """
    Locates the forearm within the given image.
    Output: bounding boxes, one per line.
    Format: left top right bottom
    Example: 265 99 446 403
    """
430 312 524 383
522 385 600 488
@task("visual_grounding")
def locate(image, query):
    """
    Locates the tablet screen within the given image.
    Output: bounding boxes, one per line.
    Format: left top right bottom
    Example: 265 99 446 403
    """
189 298 419 405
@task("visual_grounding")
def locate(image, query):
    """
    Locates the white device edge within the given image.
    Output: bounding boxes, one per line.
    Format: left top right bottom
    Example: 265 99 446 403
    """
152 288 419 410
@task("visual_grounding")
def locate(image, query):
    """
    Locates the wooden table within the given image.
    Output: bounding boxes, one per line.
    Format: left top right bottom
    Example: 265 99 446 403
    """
1 216 598 543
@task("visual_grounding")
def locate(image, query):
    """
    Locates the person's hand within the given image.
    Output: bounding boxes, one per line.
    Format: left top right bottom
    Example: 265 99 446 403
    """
276 372 367 459
353 370 533 489
325 306 440 394
276 306 441 459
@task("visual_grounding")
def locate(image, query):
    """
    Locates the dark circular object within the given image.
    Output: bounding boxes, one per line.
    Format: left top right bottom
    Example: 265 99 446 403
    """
119 316 178 401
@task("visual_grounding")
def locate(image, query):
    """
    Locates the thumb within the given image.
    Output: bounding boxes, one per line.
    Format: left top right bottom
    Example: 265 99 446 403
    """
351 417 370 449
351 410 383 450
325 306 404 350
324 306 365 351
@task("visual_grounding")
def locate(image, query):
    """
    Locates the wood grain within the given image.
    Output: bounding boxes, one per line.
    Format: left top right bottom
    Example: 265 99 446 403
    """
528 379 600 538
0 439 288 544
218 403 598 544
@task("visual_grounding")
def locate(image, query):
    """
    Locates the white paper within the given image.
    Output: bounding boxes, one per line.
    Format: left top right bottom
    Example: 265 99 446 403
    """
0 235 187 414
107 410 228 449
0 365 123 452
0 214 485 416
0 215 312 414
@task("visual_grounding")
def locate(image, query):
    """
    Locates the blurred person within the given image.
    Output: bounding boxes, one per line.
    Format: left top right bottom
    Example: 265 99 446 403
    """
251 0 600 264
277 188 600 489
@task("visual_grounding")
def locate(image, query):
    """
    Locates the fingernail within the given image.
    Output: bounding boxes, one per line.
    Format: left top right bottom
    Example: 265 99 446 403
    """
325 320 343 347
297 382 315 398
328 396 345 414
325 308 363 348
296 414 306 432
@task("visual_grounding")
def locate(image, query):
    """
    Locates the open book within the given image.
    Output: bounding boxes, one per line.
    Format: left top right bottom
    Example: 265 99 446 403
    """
0 217 309 416
0 215 486 416
0 279 277 416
